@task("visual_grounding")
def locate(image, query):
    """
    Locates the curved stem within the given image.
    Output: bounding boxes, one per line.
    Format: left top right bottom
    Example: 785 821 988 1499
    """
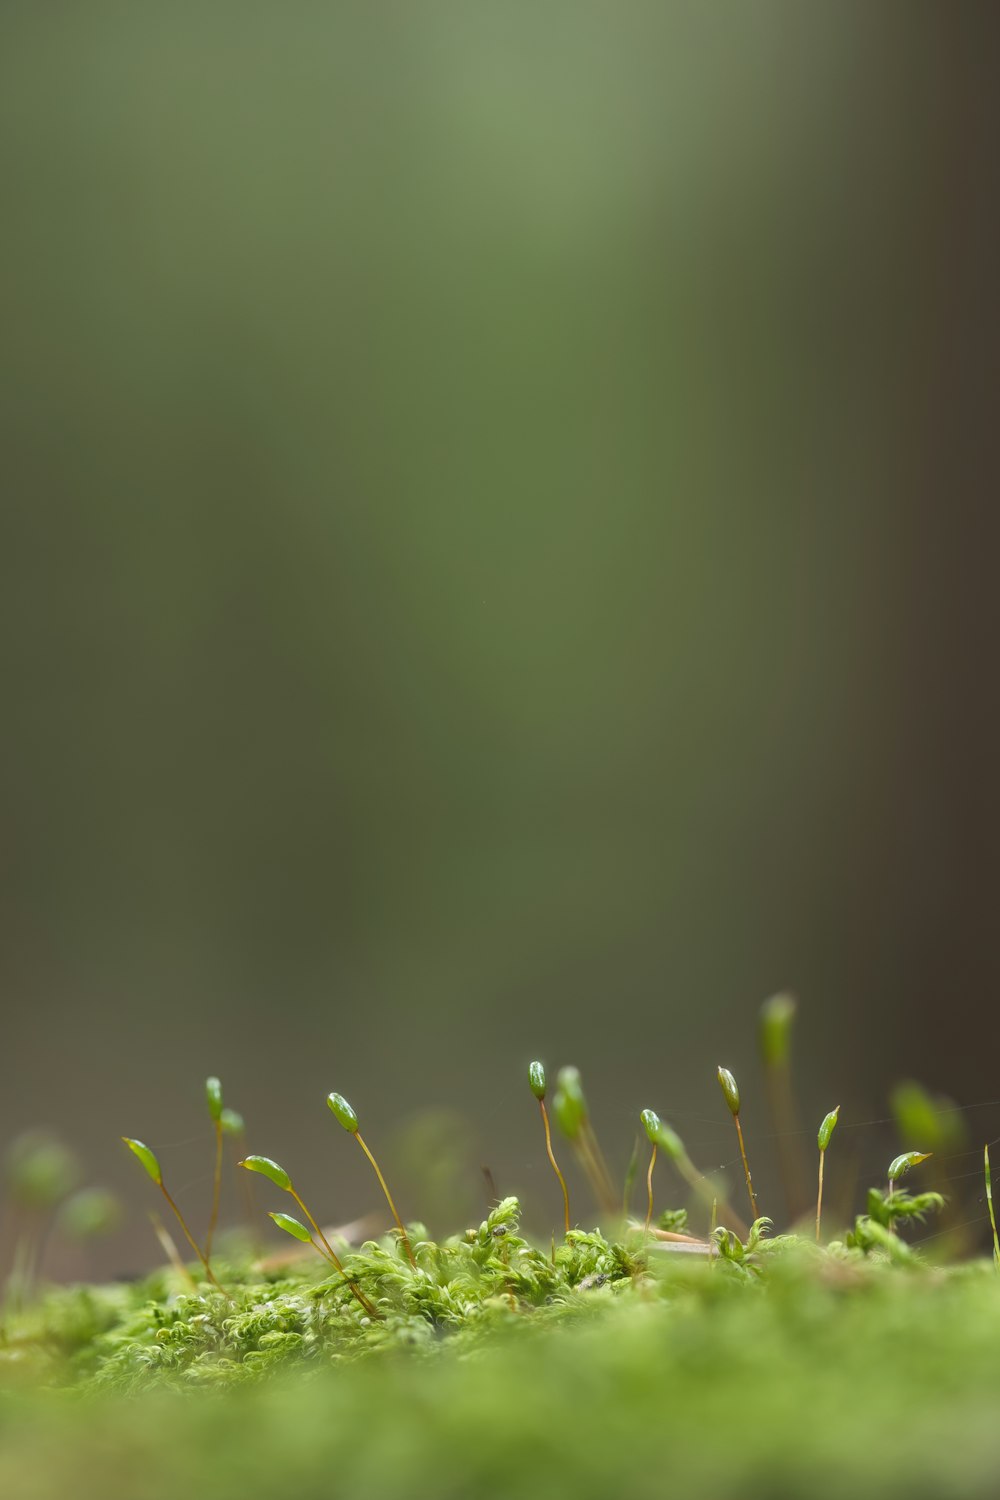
205 1119 223 1264
158 1182 229 1297
355 1132 417 1269
581 1122 618 1218
148 1210 197 1290
815 1151 825 1242
985 1145 999 1268
733 1114 759 1220
644 1143 657 1235
765 1057 807 1220
539 1099 571 1234
289 1188 381 1320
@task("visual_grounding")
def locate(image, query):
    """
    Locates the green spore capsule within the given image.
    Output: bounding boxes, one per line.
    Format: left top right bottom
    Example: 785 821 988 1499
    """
327 1091 417 1269
205 1077 223 1122
122 1137 229 1297
553 1085 584 1141
239 1155 291 1191
890 1079 965 1156
717 1067 741 1116
121 1137 162 1186
558 1066 586 1107
58 1187 123 1240
815 1107 840 1242
529 1062 570 1233
654 1122 686 1163
818 1107 840 1153
718 1067 758 1218
327 1092 359 1133
268 1211 313 1243
759 992 796 1067
641 1108 662 1144
888 1151 932 1183
553 1066 588 1141
6 1131 81 1210
220 1108 245 1137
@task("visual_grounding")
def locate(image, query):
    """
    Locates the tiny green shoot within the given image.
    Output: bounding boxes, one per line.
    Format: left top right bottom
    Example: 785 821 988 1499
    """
552 1066 617 1218
268 1211 315 1244
759 992 796 1068
985 1144 999 1271
239 1155 291 1191
717 1066 759 1220
121 1138 228 1296
204 1076 224 1265
815 1106 839 1242
622 1135 640 1219
327 1092 417 1269
758 991 806 1218
121 1137 161 1185
640 1109 660 1234
147 1210 195 1288
240 1154 381 1319
528 1061 571 1234
887 1151 932 1199
57 1187 123 1242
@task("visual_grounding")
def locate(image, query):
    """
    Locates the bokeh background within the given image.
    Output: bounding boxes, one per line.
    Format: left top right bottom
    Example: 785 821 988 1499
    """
1 2 997 1273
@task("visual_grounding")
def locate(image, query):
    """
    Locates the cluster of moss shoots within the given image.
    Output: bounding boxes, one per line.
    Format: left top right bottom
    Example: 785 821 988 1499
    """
4 993 1000 1390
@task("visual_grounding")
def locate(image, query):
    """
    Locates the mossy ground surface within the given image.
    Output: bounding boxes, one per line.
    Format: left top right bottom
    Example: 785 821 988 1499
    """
4 1196 1000 1499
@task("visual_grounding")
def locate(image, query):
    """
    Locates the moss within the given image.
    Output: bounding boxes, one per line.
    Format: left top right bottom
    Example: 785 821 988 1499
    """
3 1245 1000 1499
2 1046 995 1496
0 1179 973 1386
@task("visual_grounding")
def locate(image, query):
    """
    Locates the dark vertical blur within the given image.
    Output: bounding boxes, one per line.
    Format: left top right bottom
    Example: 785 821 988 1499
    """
1 3 997 1268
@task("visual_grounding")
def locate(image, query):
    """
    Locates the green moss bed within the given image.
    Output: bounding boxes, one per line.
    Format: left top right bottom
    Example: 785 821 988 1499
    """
5 1190 1000 1500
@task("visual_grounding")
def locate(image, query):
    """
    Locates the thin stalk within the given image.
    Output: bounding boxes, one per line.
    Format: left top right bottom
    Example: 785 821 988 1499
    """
759 995 807 1219
157 1182 229 1297
148 1211 196 1289
581 1121 618 1218
815 1108 840 1242
205 1118 223 1264
288 1189 381 1320
986 1145 999 1270
355 1132 417 1269
287 1191 345 1269
622 1136 640 1220
815 1149 826 1242
644 1143 658 1234
5 1206 43 1310
764 1058 807 1219
733 1113 759 1220
7 1234 30 1311
569 1136 603 1214
673 1154 749 1240
569 1126 618 1221
538 1098 571 1234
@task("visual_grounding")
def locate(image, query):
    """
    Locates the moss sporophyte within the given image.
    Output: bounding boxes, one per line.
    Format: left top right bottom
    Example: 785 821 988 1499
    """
327 1092 417 1269
5 1000 987 1394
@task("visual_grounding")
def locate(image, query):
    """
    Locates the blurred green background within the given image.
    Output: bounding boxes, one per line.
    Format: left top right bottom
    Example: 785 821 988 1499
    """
1 3 997 1272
